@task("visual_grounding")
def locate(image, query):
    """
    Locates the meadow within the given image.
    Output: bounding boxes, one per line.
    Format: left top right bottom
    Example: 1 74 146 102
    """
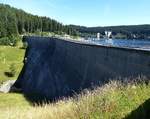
0 45 25 84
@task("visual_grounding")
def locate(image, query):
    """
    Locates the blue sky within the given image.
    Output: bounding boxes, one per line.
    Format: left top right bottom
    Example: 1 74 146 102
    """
0 0 150 27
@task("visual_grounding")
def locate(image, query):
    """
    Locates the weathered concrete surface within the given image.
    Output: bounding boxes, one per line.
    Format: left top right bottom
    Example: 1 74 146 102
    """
13 36 150 100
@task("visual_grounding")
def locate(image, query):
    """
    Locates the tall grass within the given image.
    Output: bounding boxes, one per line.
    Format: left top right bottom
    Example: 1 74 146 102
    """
0 80 150 119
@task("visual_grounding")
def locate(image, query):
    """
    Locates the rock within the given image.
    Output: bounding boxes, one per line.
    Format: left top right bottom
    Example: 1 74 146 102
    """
0 80 16 93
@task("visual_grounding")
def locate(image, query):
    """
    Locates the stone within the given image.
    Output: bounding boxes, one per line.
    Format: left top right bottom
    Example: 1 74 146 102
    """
0 80 16 93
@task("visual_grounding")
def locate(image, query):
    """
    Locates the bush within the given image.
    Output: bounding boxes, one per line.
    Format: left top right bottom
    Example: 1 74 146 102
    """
9 35 21 46
0 37 11 45
0 35 21 46
34 29 42 36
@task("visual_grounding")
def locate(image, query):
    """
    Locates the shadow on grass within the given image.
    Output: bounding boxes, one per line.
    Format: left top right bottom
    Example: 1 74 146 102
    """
13 76 150 106
22 90 80 106
4 72 14 77
124 98 150 119
23 93 53 105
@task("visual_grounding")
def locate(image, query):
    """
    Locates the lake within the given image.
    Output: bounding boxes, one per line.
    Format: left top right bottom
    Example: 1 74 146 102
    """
87 39 150 51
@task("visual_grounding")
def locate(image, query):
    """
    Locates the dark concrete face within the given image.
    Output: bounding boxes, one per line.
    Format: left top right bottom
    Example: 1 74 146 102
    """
14 36 150 101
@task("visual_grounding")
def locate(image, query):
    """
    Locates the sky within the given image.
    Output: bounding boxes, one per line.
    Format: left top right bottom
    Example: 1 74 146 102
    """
0 0 150 27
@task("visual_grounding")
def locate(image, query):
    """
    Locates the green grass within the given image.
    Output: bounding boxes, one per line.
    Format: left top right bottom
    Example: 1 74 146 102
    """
0 93 30 108
0 46 25 84
0 81 150 119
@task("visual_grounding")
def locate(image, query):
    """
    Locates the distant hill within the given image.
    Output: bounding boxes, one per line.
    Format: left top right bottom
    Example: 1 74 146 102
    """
0 4 77 38
70 25 150 39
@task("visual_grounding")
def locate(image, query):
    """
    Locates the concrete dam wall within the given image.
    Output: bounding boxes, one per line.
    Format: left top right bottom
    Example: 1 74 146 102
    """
14 36 150 100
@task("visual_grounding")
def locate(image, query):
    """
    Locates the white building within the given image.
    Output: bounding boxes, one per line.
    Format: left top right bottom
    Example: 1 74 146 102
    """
97 33 100 39
105 31 112 39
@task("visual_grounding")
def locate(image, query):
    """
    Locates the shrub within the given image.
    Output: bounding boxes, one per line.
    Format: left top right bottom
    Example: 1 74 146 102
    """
0 37 10 45
34 29 42 36
9 35 21 46
0 35 21 46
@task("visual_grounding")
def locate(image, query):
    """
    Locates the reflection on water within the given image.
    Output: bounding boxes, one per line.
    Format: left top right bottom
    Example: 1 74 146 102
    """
87 38 150 51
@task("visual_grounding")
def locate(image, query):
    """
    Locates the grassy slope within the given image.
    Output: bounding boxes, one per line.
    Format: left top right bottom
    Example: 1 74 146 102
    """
0 81 150 119
0 46 25 83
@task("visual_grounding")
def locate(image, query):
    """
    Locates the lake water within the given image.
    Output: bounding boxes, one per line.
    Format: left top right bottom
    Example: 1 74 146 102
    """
87 39 150 51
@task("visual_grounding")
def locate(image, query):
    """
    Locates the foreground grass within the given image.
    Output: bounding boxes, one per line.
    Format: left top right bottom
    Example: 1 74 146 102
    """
0 81 150 119
0 93 30 108
0 46 25 83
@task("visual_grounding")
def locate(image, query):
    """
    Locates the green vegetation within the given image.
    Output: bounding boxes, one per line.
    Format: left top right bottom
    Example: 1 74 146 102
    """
0 35 21 46
70 25 150 39
0 4 78 46
0 81 150 119
9 63 17 77
0 46 25 84
0 93 30 108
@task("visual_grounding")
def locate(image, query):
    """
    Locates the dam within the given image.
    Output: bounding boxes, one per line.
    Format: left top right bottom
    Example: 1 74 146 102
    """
13 36 150 101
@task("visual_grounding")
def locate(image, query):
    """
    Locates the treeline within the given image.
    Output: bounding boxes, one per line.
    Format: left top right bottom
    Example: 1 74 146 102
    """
70 25 150 39
0 4 77 38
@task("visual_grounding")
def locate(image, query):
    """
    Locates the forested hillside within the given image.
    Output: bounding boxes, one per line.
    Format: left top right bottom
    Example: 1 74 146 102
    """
0 4 77 38
70 25 150 39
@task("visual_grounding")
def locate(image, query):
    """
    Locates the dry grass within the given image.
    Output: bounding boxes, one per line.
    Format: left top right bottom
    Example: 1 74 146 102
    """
0 80 150 119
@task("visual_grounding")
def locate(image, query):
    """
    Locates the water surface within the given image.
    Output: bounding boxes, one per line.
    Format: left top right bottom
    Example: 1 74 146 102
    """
87 39 150 51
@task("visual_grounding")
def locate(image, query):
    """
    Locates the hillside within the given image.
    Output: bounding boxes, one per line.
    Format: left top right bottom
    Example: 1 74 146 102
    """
70 25 150 39
0 4 77 38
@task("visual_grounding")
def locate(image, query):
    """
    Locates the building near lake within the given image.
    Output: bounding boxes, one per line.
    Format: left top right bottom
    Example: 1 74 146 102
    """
97 33 100 39
105 31 112 39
